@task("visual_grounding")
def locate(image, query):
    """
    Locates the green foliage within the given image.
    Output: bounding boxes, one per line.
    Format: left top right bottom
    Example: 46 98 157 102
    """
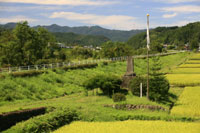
62 63 98 71
53 32 110 46
10 70 46 77
71 46 93 59
0 22 65 67
130 57 170 103
129 76 147 96
149 57 170 102
83 75 122 96
189 39 199 50
128 22 200 51
100 41 134 58
3 107 79 133
112 93 126 102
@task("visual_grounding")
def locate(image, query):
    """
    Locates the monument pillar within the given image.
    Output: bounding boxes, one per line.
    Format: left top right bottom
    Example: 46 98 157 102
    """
121 56 136 88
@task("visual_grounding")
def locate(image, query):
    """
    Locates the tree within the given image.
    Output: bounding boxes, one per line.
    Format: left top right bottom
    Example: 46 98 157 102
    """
100 41 134 58
189 39 199 50
129 57 170 103
149 57 170 102
0 21 61 66
83 75 122 97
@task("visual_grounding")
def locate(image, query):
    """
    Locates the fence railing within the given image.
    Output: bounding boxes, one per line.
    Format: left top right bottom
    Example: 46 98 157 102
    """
0 51 185 73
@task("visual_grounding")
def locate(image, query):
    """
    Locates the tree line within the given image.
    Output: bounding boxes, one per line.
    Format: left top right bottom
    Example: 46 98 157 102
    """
128 22 200 51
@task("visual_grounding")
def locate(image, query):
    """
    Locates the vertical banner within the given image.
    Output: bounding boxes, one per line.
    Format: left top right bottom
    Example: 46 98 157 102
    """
147 14 150 50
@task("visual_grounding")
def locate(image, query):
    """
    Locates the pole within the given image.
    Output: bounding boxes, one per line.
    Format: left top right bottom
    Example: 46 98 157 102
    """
140 83 143 98
146 14 150 100
147 48 149 100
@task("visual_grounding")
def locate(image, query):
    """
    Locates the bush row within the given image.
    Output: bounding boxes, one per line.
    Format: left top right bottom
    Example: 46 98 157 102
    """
114 114 197 122
3 107 79 133
0 107 46 132
10 70 46 77
62 63 98 71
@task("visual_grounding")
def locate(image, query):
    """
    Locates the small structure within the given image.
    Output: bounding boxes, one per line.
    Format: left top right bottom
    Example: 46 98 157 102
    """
121 56 136 88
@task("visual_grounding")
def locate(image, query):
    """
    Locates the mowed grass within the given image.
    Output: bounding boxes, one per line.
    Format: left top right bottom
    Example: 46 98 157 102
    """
171 87 200 117
166 74 200 86
54 120 200 133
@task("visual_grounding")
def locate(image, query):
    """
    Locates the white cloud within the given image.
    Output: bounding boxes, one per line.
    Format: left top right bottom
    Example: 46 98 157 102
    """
0 16 37 23
49 12 144 30
161 5 200 13
162 13 177 18
0 0 118 6
0 5 63 12
153 0 199 3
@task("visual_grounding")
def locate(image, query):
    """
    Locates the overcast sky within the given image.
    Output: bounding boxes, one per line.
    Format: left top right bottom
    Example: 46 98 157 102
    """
0 0 200 30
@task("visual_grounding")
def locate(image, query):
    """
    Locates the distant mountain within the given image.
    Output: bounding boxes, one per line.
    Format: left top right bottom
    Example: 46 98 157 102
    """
0 23 145 42
53 32 110 46
0 23 17 29
34 24 145 42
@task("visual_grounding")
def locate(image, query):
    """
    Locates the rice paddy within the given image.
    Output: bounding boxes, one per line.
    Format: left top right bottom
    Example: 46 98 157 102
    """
179 64 200 68
171 87 200 117
166 74 200 86
54 120 200 133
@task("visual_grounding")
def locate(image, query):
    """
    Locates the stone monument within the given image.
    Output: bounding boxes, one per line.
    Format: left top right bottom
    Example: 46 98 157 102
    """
121 56 136 88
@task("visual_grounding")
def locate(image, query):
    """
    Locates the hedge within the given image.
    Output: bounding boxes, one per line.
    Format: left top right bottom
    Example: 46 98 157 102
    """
10 70 46 77
3 107 79 133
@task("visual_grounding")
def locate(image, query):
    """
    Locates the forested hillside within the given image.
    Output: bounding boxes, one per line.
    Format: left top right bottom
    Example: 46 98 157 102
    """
53 32 109 46
128 22 200 50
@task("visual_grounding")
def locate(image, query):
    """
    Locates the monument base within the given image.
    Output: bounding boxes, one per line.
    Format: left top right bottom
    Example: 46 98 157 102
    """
121 73 136 89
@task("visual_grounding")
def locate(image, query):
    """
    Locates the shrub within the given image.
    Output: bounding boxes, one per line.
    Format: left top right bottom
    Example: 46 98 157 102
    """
112 93 126 102
83 75 122 97
10 70 45 77
4 107 79 133
129 76 147 96
63 63 98 71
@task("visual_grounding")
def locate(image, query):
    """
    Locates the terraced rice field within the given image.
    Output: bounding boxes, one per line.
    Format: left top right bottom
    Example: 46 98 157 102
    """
54 120 200 133
179 64 200 68
168 52 200 118
166 74 200 86
171 68 200 74
171 87 200 117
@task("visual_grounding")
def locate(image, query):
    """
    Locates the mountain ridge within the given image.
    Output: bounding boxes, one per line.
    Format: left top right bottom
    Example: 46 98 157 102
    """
0 23 145 42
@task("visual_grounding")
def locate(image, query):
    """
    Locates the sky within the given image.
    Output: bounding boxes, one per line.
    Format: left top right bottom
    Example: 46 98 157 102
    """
0 0 200 30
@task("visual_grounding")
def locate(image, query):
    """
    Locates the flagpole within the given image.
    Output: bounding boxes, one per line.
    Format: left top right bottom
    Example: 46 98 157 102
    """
147 14 150 100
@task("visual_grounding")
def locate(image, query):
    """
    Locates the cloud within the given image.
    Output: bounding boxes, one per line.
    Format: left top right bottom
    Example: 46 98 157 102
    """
49 12 144 30
0 0 118 6
153 0 199 3
161 5 200 13
162 13 177 18
0 5 63 12
0 16 37 23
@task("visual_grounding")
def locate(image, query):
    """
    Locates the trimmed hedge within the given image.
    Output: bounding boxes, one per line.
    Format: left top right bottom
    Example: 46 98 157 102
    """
62 63 98 71
10 70 46 77
0 107 46 132
3 107 79 133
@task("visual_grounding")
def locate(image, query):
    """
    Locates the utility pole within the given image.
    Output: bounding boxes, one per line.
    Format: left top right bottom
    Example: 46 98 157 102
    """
146 14 150 100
